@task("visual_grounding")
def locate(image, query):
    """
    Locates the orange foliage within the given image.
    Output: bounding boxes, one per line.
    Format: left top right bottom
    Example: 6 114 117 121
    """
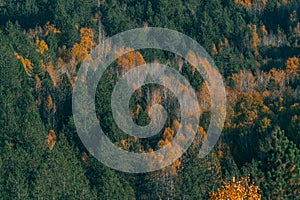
210 177 261 200
116 48 146 72
45 95 56 114
35 75 42 91
46 130 57 150
14 52 33 75
163 128 174 142
81 152 88 162
211 43 218 55
156 125 182 175
249 24 261 50
186 50 198 73
158 128 175 148
231 70 257 93
216 38 229 53
116 137 139 151
197 126 207 144
132 104 142 120
224 38 229 47
269 68 286 86
234 0 267 7
234 0 252 7
172 119 181 130
198 83 211 112
285 56 299 75
261 25 268 35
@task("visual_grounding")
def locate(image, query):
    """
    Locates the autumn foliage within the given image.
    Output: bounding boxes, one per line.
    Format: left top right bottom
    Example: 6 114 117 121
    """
210 177 261 200
46 130 57 150
14 52 33 75
116 48 146 72
35 38 49 54
71 28 96 62
285 56 299 75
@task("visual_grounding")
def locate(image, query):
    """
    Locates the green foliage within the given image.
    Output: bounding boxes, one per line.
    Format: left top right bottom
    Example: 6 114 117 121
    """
257 129 300 199
85 159 136 199
32 134 96 199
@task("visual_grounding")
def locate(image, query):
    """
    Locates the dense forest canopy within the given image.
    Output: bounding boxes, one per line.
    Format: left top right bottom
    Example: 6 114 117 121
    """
0 0 299 199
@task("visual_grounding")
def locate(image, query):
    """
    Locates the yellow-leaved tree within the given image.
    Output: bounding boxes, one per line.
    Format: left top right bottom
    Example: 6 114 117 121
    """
285 56 299 75
116 48 146 73
14 52 33 75
71 27 96 62
210 177 261 200
35 37 49 54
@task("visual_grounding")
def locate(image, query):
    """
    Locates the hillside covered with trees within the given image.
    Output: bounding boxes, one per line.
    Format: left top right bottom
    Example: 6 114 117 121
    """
0 0 299 199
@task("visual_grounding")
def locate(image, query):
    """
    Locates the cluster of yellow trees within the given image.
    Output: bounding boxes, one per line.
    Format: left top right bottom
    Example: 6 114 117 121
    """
234 0 268 7
210 177 261 199
71 27 96 62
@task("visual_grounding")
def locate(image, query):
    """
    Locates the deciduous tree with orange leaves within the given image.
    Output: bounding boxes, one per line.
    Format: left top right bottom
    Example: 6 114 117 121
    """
285 56 299 75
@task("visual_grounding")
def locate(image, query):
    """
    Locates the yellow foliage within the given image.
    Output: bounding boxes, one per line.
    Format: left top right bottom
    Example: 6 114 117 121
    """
234 0 252 7
46 130 57 150
234 0 267 7
14 52 33 75
291 103 299 109
71 27 96 62
72 43 89 62
163 128 174 142
285 56 299 75
80 28 96 51
210 177 261 200
116 48 146 71
158 139 168 148
35 37 49 54
260 117 271 130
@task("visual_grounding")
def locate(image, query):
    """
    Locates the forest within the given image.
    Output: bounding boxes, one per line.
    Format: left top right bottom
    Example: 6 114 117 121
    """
0 0 299 199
